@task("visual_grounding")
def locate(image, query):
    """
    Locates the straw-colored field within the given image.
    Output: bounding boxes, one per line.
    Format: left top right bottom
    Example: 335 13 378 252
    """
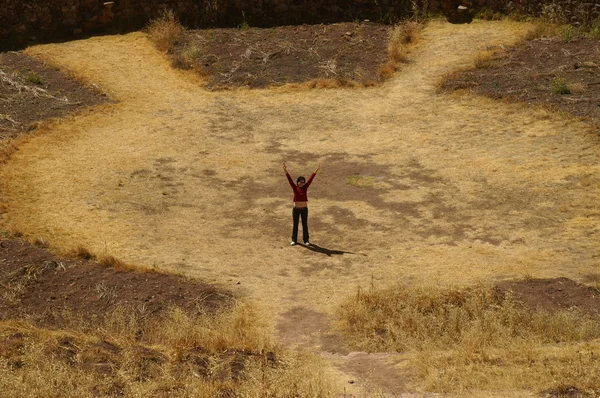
2 19 599 395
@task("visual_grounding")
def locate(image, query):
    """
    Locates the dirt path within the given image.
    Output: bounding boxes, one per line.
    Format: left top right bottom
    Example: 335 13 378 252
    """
2 20 600 395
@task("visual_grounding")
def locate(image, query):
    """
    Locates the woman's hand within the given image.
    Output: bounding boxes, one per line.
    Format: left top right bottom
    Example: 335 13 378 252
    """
282 163 287 172
315 164 321 173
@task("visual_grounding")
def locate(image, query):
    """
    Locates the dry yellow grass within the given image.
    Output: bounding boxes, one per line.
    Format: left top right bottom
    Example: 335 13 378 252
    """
339 284 600 393
1 18 599 394
340 284 600 351
0 304 334 397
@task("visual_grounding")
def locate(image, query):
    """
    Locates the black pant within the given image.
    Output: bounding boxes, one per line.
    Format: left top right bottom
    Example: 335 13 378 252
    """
292 207 309 243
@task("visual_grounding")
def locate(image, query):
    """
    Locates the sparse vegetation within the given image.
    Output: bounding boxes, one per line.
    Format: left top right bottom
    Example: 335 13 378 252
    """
339 284 600 393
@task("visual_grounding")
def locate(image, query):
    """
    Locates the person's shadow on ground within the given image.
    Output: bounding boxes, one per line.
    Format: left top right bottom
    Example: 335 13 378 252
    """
301 243 366 257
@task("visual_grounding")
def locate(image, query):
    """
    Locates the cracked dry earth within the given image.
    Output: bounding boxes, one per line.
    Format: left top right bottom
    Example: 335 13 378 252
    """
1 20 600 395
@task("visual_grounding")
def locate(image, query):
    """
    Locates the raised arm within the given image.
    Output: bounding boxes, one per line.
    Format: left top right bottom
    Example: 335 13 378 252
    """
304 164 320 189
283 163 296 189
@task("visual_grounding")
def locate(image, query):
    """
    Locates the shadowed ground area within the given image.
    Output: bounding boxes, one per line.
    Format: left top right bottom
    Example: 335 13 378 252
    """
1 19 600 395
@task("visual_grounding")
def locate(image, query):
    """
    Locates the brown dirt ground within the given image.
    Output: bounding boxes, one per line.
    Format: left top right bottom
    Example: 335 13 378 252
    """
441 35 600 127
173 22 391 89
0 51 108 139
0 238 232 329
497 277 600 316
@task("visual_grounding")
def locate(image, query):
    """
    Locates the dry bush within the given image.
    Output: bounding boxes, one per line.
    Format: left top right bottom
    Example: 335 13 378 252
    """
390 21 422 47
98 254 126 269
97 253 154 273
72 245 96 261
146 9 185 53
0 303 334 397
377 64 397 80
569 82 586 94
339 284 600 393
379 21 422 81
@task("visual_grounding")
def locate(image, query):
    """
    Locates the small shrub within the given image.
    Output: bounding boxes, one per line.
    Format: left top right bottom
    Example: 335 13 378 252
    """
390 21 421 47
550 77 571 94
474 51 494 69
561 25 577 43
32 237 48 248
377 63 397 80
182 44 203 63
73 246 96 260
238 11 250 29
146 8 184 53
569 82 586 94
98 254 126 269
389 43 408 64
26 71 43 85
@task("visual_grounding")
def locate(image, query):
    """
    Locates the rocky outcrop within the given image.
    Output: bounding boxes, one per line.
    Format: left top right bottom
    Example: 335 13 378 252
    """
1 0 599 49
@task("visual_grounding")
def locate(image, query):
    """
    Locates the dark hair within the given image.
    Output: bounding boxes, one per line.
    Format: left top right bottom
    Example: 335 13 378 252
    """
296 176 306 184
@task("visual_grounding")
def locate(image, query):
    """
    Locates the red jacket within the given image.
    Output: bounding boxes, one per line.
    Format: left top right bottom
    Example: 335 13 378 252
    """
286 172 316 202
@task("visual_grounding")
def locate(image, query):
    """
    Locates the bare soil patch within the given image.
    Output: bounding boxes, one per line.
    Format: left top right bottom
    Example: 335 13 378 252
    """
441 36 600 126
0 238 232 328
497 277 600 316
0 51 108 138
174 22 391 89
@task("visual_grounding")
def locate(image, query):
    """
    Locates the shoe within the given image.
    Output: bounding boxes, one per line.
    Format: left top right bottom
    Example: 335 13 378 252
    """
290 241 296 246
304 242 310 246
